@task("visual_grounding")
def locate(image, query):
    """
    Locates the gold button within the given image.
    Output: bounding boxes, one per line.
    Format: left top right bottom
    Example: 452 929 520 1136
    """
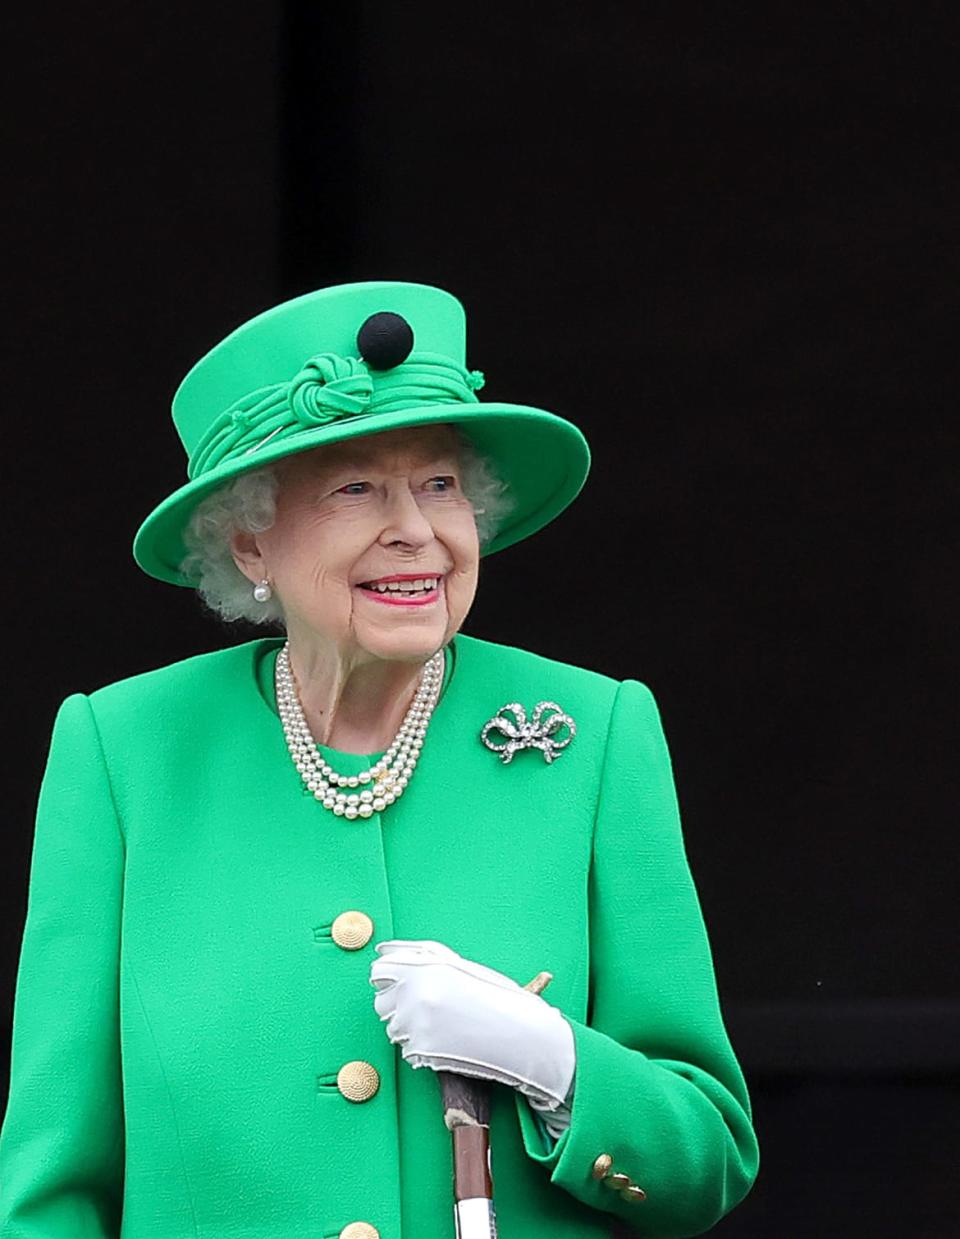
621 1184 647 1203
337 1060 380 1102
339 1224 380 1239
331 910 374 950
603 1172 632 1190
591 1153 613 1180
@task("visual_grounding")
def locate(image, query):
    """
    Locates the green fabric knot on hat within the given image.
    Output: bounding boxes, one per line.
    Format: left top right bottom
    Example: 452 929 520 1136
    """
288 353 373 426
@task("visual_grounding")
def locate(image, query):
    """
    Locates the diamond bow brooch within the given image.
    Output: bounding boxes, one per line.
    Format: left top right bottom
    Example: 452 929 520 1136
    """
480 701 577 765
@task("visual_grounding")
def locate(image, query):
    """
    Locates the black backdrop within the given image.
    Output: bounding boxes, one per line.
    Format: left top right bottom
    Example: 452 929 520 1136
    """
2 3 958 1234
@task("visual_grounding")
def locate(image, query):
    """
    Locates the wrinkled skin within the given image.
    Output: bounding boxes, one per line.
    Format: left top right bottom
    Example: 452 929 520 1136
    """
231 424 480 751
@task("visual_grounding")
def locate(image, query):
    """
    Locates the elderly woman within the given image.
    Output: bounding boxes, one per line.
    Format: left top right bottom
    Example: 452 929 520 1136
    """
0 281 759 1239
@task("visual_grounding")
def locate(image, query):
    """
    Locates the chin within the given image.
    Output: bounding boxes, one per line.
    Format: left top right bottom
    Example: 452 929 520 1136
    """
358 625 449 665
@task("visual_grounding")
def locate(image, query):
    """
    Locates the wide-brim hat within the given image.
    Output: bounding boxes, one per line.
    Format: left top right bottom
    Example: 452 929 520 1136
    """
133 280 591 585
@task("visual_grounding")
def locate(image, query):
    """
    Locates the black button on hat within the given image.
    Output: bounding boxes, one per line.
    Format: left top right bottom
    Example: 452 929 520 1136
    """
356 311 415 370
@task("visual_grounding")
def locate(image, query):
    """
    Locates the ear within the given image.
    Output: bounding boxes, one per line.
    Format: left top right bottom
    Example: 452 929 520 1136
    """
230 527 267 585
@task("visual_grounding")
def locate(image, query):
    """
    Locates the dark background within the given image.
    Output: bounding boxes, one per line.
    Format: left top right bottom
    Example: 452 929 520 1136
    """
2 2 958 1234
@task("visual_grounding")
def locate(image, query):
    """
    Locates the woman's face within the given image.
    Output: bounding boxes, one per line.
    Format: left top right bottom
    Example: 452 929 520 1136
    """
232 425 480 665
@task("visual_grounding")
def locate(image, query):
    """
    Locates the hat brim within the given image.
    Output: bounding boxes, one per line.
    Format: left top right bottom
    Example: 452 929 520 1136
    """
132 402 591 586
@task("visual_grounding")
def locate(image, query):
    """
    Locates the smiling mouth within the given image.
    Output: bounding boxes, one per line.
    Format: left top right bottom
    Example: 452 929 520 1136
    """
356 574 443 604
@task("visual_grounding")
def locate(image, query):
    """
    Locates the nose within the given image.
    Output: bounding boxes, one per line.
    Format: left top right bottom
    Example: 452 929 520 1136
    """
377 482 435 551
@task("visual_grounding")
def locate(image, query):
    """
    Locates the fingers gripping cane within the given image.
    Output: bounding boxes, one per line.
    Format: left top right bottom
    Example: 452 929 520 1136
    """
440 971 554 1239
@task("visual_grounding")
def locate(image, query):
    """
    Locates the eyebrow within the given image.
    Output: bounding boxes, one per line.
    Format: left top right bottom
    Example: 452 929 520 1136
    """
310 449 460 475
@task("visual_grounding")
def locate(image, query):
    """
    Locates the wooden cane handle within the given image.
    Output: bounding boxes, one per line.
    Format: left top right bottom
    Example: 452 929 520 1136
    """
441 1070 490 1129
524 970 553 996
443 967 555 1217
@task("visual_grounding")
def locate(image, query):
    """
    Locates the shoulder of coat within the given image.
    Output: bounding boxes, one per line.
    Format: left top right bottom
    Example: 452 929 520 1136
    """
452 632 623 710
85 637 276 716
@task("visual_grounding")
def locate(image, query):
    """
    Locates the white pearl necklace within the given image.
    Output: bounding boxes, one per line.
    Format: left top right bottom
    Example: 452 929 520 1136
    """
275 641 444 820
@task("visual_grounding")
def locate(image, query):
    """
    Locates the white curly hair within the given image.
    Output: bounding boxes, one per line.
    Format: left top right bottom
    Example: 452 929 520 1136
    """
180 427 513 625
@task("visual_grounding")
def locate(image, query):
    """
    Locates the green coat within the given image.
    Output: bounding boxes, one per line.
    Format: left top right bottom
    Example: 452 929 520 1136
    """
0 633 759 1239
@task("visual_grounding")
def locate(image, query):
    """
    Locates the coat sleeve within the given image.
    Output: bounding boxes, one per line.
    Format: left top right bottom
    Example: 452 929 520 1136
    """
515 679 760 1237
0 693 125 1239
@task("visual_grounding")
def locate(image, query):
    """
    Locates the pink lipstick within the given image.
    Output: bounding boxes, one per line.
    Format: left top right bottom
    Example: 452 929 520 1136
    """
356 573 444 607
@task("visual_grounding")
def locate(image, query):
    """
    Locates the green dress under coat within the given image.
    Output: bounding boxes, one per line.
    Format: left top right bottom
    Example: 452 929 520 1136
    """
0 633 759 1238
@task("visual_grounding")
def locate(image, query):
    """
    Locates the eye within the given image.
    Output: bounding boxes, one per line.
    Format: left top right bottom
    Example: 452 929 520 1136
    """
335 481 370 495
424 475 457 492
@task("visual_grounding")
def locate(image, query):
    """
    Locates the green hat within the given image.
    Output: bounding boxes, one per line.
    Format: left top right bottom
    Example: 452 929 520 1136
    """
133 280 591 585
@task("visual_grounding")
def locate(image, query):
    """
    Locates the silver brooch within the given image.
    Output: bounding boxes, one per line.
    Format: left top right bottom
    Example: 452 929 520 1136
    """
480 701 577 764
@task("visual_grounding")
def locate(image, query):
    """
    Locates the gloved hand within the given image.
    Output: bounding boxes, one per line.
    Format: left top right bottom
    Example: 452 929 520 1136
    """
369 939 576 1132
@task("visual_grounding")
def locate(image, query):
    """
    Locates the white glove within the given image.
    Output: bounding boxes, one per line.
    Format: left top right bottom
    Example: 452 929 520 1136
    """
369 939 576 1134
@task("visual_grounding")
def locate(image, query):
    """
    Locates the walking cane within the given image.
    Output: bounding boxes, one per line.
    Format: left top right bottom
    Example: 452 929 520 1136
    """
440 970 554 1239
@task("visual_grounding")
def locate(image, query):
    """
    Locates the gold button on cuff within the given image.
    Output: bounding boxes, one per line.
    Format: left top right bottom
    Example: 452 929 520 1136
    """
331 910 374 951
621 1184 647 1203
339 1223 380 1239
336 1060 380 1102
603 1172 632 1190
591 1153 613 1181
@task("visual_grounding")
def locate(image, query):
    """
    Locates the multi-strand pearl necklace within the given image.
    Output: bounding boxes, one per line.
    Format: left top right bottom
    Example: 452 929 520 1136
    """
275 641 444 820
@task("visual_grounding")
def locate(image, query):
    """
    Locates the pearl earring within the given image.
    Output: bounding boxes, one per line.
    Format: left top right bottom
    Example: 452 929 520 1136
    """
253 578 272 603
